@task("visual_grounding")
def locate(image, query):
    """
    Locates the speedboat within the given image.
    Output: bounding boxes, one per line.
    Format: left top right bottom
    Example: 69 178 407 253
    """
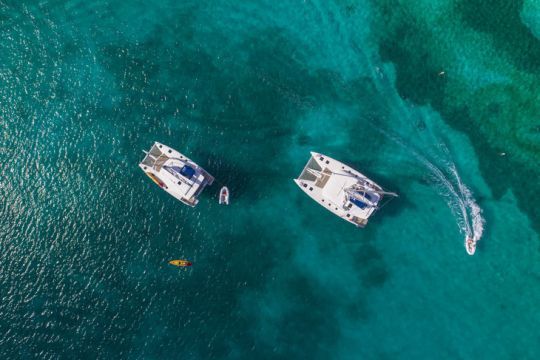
294 152 397 227
219 186 230 205
139 142 214 207
465 237 476 255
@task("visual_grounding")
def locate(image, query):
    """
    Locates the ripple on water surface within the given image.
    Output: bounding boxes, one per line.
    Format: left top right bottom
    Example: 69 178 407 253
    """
1 1 540 359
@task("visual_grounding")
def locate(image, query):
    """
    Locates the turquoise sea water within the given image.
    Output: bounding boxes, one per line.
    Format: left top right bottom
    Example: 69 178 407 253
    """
1 0 539 358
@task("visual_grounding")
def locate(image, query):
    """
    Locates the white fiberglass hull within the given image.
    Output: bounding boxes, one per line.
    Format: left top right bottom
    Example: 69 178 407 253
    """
294 152 387 227
139 142 214 207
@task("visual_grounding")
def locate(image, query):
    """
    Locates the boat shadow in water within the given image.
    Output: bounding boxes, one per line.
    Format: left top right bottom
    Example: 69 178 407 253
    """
193 152 262 202
355 242 390 289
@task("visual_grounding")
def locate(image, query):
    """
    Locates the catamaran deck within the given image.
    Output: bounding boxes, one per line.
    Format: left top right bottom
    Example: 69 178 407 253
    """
139 142 214 207
294 152 395 227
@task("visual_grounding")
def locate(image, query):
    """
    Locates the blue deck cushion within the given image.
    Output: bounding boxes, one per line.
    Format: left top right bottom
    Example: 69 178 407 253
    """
180 165 196 179
350 197 368 209
164 165 196 179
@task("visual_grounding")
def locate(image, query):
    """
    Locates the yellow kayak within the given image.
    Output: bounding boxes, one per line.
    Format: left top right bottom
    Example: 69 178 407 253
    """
169 259 192 267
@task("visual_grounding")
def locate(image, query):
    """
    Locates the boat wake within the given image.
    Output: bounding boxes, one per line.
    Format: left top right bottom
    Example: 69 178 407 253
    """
418 147 485 251
373 125 485 253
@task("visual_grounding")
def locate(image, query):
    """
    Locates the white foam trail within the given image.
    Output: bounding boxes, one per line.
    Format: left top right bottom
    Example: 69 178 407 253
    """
372 124 485 248
419 153 484 244
448 163 485 242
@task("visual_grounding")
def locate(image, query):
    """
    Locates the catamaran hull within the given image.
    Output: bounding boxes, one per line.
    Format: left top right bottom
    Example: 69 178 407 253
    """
139 142 214 207
294 152 386 227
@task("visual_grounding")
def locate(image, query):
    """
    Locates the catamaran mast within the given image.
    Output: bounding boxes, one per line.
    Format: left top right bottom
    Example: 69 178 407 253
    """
368 189 398 197
348 183 398 197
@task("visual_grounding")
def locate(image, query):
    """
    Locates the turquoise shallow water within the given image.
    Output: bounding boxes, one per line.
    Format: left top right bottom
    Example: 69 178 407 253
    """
1 1 539 358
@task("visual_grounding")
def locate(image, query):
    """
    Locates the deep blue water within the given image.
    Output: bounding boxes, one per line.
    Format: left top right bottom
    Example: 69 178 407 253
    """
1 1 540 359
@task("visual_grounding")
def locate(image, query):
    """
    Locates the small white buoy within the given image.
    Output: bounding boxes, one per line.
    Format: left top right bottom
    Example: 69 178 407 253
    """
499 152 506 156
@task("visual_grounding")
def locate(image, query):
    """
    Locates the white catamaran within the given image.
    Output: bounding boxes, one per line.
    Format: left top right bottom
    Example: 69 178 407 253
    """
139 142 214 207
294 152 397 227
